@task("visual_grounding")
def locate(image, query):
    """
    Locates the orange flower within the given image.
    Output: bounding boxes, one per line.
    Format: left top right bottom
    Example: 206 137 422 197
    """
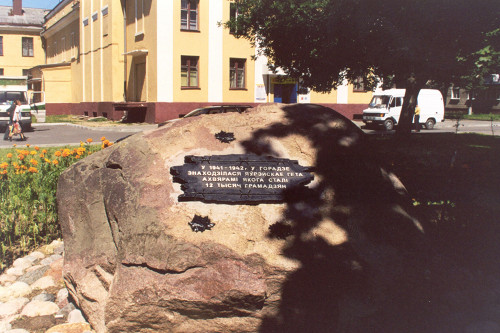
53 160 59 165
30 159 38 166
28 167 38 173
0 162 8 169
42 149 47 154
18 154 25 160
55 151 62 157
22 150 29 156
30 151 36 155
101 136 106 141
86 138 93 143
26 144 30 147
6 153 12 158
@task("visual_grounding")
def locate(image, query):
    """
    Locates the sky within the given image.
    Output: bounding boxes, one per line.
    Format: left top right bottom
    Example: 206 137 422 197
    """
0 0 61 9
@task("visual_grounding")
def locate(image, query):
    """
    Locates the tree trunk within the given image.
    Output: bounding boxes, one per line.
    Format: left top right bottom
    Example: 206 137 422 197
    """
396 75 423 137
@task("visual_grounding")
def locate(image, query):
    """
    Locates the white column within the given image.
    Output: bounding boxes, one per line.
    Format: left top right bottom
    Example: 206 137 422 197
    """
100 0 103 101
82 0 85 102
208 0 223 102
157 1 174 102
337 79 348 104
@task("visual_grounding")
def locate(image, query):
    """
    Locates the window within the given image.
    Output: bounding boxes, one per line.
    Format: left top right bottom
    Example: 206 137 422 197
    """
230 58 246 89
181 56 199 88
229 2 239 34
102 6 109 36
353 76 366 92
92 11 98 21
0 69 4 76
181 0 198 31
0 36 3 56
22 37 33 57
467 91 475 100
22 69 29 77
451 87 460 99
135 0 144 36
61 36 66 61
83 17 89 26
70 32 76 59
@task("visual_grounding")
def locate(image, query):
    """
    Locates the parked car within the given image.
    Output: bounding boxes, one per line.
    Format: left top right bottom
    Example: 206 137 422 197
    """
181 105 253 118
158 105 253 127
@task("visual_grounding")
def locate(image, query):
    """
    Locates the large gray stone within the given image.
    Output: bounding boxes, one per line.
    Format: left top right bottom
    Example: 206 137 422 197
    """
58 104 422 332
17 265 50 285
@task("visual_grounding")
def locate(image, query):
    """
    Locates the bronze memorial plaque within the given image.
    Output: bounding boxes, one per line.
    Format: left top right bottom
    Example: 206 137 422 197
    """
170 154 314 203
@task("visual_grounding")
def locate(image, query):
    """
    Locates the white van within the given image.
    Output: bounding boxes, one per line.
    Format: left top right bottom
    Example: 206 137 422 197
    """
362 89 444 130
0 78 32 131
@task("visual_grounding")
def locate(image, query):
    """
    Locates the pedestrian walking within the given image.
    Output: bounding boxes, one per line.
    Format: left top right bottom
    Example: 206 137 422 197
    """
9 100 26 141
413 104 421 132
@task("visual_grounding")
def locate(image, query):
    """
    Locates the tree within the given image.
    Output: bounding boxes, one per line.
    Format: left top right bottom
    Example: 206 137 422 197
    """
454 28 500 114
227 0 500 135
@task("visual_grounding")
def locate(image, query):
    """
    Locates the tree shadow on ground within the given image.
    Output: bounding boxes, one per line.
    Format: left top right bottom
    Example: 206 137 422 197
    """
241 104 500 333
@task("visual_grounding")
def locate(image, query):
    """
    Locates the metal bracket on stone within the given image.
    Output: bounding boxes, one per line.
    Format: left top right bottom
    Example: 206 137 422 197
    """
189 215 215 232
215 131 236 143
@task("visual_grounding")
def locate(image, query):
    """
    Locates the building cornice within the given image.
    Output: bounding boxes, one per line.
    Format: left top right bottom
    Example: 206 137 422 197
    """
44 0 77 21
42 5 79 39
0 25 42 33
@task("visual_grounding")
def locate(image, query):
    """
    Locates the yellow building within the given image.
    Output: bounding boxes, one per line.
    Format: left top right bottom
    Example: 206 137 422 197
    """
0 1 46 78
36 0 373 122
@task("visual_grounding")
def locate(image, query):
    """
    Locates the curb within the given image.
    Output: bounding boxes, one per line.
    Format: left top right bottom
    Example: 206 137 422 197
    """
32 122 157 133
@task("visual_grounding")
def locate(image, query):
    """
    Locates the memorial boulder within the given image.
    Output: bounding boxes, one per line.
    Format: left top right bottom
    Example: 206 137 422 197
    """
57 104 423 332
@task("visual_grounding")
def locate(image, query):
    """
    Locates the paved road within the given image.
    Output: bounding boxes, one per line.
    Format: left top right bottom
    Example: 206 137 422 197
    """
0 123 157 148
0 119 498 148
355 119 500 136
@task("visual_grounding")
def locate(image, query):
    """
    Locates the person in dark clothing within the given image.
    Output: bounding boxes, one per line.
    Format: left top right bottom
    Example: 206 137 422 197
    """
3 102 16 141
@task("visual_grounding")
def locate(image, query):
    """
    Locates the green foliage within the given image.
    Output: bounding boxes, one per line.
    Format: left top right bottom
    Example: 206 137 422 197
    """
0 139 113 270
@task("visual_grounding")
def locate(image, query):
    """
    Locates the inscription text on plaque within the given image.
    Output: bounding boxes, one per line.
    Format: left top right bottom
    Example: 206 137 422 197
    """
171 155 314 203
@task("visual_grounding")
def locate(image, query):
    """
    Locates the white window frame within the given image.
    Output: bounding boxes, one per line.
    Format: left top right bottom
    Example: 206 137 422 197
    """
451 87 460 100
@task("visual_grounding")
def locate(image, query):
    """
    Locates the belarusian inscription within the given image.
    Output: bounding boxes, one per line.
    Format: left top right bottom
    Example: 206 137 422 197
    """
171 154 314 203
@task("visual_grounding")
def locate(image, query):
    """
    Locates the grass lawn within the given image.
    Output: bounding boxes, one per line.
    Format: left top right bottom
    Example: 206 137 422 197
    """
39 114 146 127
451 113 500 121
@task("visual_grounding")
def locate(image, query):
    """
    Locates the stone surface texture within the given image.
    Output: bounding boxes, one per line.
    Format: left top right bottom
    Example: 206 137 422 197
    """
0 240 95 333
57 104 420 332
